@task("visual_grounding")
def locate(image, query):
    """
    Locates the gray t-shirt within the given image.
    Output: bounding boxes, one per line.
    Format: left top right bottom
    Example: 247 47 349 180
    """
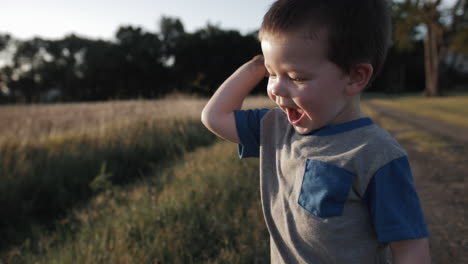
235 108 429 264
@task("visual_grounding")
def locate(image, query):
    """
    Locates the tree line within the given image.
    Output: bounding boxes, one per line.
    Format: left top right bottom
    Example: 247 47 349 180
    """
0 17 262 103
0 0 467 104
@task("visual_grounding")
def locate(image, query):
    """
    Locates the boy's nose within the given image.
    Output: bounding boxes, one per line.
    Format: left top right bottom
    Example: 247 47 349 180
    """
270 80 289 97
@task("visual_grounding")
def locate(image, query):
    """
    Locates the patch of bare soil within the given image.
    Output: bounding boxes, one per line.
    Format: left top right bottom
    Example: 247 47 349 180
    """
364 102 468 264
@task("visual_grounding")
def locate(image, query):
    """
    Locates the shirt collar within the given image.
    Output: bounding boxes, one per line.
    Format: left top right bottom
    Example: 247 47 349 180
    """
305 117 374 136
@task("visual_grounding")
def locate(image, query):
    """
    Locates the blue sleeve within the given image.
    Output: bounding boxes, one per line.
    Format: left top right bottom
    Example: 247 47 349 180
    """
363 156 429 242
234 108 270 158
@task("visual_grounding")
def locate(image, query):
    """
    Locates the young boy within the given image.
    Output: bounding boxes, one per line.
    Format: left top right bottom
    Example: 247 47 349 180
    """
201 0 430 263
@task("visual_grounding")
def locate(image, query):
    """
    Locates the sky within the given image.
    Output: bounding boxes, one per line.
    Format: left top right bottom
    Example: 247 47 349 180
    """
1 0 275 40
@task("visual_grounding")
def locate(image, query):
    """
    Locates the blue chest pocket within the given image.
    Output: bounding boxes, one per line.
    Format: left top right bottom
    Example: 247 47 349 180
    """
298 160 354 218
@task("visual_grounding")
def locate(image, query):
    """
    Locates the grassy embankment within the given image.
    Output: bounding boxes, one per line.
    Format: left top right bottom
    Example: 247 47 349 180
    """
1 96 273 263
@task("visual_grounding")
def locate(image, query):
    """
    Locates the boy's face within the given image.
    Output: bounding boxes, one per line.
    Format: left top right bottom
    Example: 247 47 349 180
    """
261 30 356 134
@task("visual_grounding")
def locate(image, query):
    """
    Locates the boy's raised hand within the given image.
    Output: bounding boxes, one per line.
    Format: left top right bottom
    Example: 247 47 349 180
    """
201 55 268 144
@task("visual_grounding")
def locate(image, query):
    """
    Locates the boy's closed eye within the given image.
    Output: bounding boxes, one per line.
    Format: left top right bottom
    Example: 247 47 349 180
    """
266 73 307 82
288 75 306 82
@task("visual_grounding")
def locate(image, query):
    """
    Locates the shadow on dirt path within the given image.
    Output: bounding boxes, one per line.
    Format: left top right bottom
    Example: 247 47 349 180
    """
363 101 468 264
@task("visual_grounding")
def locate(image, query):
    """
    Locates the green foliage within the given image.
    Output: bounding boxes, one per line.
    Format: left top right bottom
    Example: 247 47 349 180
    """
170 23 261 96
89 162 113 193
159 16 185 54
392 0 424 51
450 27 468 55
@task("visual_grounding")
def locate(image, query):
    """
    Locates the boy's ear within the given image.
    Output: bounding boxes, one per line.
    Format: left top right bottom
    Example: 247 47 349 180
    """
345 63 373 96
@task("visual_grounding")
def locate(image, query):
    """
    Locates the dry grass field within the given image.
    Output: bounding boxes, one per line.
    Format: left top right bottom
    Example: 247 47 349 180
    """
0 95 272 263
0 95 274 143
1 94 467 263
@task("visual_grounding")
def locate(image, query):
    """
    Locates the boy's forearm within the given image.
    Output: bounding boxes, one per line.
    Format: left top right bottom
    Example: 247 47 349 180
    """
390 238 431 264
207 56 266 111
201 55 267 143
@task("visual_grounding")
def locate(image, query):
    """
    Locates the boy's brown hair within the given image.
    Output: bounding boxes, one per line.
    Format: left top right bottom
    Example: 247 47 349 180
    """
259 0 391 85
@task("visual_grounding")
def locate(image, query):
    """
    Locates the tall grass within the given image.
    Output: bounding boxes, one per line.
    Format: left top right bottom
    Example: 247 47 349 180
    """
0 97 208 142
0 96 273 263
5 142 269 264
0 119 217 251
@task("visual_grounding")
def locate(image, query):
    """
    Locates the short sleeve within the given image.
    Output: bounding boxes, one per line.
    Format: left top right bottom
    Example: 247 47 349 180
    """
363 156 429 242
234 108 270 158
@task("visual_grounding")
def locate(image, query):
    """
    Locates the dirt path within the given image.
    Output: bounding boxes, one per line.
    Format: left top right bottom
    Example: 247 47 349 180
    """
364 101 468 144
364 102 468 264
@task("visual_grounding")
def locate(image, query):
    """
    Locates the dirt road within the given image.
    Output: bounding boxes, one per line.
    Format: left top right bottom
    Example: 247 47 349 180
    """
364 102 468 264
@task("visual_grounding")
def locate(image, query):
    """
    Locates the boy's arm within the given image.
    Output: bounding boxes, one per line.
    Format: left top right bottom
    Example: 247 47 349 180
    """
201 55 267 144
390 238 431 264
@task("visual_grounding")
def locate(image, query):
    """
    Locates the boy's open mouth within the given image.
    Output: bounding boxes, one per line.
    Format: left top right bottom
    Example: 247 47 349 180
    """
286 107 305 125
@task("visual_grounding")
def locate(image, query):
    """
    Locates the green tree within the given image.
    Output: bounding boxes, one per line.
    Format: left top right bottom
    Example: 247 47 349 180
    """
448 0 468 55
1 16 264 103
115 25 167 97
0 34 12 103
172 23 262 95
43 35 91 101
159 16 185 63
0 34 11 51
393 0 467 96
9 37 49 102
4 34 91 102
